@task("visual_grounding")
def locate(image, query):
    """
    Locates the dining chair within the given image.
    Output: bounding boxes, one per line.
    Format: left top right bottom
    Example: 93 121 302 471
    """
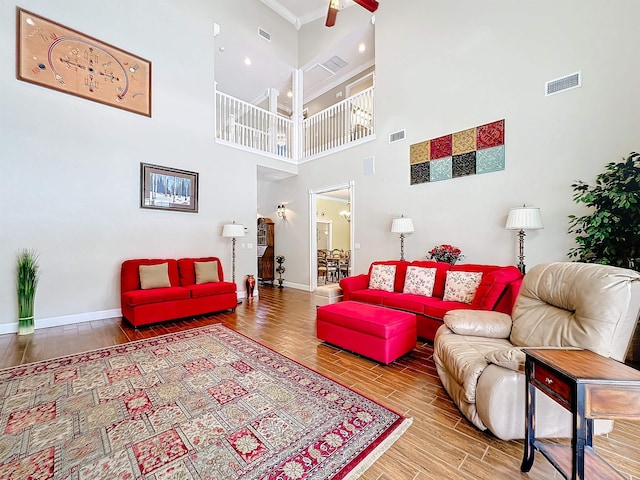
318 257 337 284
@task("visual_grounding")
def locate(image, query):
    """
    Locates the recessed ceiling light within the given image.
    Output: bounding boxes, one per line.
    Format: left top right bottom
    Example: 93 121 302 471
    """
287 90 293 98
219 46 225 52
358 43 366 53
244 57 252 66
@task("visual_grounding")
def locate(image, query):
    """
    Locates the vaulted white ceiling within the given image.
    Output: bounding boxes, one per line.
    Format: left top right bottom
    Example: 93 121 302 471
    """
214 0 374 115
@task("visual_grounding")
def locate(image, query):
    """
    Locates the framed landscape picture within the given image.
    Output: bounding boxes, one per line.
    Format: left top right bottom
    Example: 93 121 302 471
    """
140 163 199 213
16 8 152 117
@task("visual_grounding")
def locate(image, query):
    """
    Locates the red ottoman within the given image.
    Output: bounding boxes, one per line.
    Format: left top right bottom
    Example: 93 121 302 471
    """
316 301 417 364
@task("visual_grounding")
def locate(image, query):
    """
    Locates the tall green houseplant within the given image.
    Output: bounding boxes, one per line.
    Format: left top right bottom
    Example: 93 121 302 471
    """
16 249 39 335
568 152 640 270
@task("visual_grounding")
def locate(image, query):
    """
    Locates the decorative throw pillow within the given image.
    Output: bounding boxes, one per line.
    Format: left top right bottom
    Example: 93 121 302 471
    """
139 263 171 290
403 266 436 296
442 271 483 304
368 264 396 292
195 260 219 284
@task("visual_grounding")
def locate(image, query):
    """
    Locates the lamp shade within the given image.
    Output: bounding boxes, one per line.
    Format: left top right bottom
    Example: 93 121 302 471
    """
391 216 414 234
505 207 543 230
222 223 245 238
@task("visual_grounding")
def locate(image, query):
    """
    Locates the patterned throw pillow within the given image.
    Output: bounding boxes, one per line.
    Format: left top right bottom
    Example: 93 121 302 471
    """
442 271 483 304
368 264 396 292
403 266 436 296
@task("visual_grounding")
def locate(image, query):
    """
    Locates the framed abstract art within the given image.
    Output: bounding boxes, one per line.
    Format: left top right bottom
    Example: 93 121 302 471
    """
17 8 152 117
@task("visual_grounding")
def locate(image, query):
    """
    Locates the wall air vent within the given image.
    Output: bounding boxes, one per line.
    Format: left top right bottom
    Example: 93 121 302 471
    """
322 55 347 73
258 28 271 42
389 129 406 144
545 71 581 96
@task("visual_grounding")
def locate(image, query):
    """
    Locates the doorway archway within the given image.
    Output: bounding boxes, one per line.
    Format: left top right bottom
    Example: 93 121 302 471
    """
309 181 354 291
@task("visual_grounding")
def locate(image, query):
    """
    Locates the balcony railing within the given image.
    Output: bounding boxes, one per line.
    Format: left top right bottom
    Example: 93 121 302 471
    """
303 86 374 158
215 91 294 160
215 86 375 162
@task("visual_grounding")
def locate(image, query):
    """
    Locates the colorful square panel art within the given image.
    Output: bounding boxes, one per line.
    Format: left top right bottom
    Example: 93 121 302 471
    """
410 119 504 184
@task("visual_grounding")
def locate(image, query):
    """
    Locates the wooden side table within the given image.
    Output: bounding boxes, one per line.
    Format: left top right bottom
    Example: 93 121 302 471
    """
520 348 640 480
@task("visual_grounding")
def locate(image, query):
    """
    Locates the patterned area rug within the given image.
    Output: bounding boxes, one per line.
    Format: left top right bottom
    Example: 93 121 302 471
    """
0 325 411 479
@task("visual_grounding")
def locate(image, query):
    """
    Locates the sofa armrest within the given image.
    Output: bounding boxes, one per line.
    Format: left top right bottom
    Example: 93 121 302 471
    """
339 274 369 300
443 310 513 338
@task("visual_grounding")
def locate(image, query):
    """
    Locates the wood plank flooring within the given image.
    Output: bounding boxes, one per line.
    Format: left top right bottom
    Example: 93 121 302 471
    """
1 286 639 479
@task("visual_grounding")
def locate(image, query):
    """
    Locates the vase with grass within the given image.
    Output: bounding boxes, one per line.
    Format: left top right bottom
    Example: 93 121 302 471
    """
17 249 39 335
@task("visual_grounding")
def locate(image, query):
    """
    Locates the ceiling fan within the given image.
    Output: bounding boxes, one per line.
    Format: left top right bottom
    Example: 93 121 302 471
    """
326 0 379 27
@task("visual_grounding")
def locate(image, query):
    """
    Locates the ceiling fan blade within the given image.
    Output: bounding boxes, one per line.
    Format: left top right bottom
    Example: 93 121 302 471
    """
353 0 379 13
326 1 338 27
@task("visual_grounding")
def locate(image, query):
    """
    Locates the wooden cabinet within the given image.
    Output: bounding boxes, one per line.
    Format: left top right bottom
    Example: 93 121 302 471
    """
257 217 274 284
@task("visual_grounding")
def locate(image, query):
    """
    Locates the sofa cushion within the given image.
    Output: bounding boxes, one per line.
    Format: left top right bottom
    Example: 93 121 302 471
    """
188 282 236 298
178 257 225 286
403 266 436 296
139 263 171 290
383 293 434 315
511 262 640 360
471 266 523 310
443 271 483 303
443 310 512 338
121 259 179 292
122 286 190 306
434 330 512 403
383 294 473 319
423 299 474 320
367 261 410 292
368 264 396 292
195 260 220 284
351 289 399 305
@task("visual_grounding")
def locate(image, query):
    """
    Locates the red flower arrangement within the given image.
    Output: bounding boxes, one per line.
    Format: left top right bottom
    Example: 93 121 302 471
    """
428 244 464 265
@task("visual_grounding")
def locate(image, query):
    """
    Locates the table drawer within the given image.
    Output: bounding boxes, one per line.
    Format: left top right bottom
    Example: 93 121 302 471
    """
533 362 571 406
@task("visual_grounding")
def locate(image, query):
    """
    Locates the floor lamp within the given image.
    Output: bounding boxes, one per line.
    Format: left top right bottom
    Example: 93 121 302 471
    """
222 222 245 303
391 215 414 261
505 206 543 274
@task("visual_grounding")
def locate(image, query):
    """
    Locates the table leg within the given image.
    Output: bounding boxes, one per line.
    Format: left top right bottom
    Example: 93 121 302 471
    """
573 385 586 480
521 358 536 472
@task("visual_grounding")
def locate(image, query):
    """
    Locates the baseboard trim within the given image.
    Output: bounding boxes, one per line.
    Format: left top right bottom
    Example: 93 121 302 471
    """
280 281 311 292
0 308 123 335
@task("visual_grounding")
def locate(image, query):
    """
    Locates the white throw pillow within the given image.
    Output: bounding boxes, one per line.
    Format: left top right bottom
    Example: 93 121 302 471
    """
403 266 436 296
368 264 396 292
442 271 483 304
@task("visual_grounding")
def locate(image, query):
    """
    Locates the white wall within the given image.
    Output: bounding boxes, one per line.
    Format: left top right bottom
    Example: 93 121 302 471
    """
2 0 639 328
0 0 289 330
269 0 640 288
316 198 350 251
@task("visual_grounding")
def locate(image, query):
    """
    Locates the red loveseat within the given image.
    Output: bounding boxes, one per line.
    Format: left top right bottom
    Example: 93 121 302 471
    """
121 257 237 327
339 260 523 341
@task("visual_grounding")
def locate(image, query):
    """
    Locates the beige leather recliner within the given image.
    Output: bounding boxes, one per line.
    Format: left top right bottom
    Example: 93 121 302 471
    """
433 262 640 440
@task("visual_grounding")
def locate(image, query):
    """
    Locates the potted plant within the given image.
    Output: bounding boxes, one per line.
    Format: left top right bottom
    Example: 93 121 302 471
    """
275 255 285 288
568 152 640 270
16 249 40 335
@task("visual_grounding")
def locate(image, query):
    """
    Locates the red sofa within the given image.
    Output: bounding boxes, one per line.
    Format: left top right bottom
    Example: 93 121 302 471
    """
339 260 523 341
120 257 237 327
